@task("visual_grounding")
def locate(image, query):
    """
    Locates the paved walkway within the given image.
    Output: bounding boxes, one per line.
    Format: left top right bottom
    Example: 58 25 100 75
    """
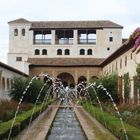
16 104 118 140
74 106 118 140
16 103 59 140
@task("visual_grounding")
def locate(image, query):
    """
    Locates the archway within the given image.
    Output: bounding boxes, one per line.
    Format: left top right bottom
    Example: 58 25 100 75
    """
78 76 87 84
57 72 75 88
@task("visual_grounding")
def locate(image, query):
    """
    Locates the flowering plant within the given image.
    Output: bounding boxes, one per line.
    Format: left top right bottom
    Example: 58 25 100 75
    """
131 27 140 53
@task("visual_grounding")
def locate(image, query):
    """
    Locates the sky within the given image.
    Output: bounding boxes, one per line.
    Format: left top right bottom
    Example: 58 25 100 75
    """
0 0 140 63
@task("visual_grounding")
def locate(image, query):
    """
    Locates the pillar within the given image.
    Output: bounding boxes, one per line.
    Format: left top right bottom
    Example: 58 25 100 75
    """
73 30 78 44
51 30 55 45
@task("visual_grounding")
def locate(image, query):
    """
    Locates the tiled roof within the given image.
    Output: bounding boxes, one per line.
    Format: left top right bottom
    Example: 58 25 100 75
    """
8 18 123 29
30 20 123 29
28 58 105 67
8 18 30 24
0 61 28 77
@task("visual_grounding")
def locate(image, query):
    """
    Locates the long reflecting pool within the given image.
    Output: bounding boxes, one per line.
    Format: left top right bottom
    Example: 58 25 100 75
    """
47 108 87 140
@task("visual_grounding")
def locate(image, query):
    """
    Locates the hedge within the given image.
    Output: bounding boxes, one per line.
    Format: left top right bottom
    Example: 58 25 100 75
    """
83 101 140 140
0 100 53 139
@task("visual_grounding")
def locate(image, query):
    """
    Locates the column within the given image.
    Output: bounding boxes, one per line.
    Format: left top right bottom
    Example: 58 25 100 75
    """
73 30 78 44
51 30 55 45
86 70 90 83
130 78 134 104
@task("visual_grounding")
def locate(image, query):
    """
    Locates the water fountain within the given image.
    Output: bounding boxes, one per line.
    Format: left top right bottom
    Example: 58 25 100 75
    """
8 76 38 140
78 82 128 140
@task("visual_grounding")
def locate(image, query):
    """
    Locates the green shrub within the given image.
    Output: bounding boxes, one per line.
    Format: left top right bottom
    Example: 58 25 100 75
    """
83 101 140 140
0 99 53 139
9 77 49 103
89 73 119 103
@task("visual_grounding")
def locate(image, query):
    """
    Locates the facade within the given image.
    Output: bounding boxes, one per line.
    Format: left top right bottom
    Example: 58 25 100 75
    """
0 61 28 99
7 18 140 104
8 18 123 79
101 36 140 104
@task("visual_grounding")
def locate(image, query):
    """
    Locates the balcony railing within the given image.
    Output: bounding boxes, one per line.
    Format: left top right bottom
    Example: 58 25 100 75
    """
34 39 51 45
78 39 96 44
56 38 73 45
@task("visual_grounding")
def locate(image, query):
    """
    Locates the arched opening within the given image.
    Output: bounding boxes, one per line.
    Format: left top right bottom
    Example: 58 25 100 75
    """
80 49 85 55
87 49 92 55
42 49 47 55
57 49 62 55
78 76 87 83
65 49 70 55
57 72 75 88
2 77 5 91
90 76 98 82
35 49 40 55
22 29 25 36
14 29 18 36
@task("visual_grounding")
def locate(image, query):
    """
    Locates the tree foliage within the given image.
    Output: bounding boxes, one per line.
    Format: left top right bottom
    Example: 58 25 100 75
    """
124 73 130 103
9 77 49 103
89 73 119 103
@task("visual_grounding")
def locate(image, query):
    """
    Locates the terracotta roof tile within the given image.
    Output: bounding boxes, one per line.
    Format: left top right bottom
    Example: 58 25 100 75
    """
30 20 123 29
8 18 123 29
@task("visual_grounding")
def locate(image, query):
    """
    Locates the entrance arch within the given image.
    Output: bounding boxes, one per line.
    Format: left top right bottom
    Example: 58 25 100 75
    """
57 72 75 87
78 76 87 83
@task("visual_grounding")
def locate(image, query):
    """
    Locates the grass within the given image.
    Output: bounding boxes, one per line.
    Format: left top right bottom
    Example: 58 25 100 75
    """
0 100 32 122
82 101 140 140
0 99 54 139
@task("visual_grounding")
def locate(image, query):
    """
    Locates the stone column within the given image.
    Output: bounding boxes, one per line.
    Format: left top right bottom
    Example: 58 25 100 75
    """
73 30 78 45
51 30 55 45
130 78 134 104
86 70 90 83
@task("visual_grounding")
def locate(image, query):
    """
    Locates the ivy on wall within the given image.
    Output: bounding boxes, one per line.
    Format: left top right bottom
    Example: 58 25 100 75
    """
136 63 140 93
124 73 130 103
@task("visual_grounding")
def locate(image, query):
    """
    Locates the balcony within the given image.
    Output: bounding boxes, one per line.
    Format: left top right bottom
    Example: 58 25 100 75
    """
34 39 51 45
56 38 73 45
78 39 96 44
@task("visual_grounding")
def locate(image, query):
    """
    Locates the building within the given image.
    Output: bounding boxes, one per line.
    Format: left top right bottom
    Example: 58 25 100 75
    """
101 31 140 104
8 18 123 86
0 61 28 99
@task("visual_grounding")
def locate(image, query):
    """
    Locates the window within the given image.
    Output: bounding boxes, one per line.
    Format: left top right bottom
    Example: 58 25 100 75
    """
14 29 18 36
80 49 85 55
42 49 47 55
16 57 22 61
120 58 122 69
35 49 40 55
87 49 92 55
109 37 113 42
107 47 110 51
57 49 62 55
65 49 70 55
22 29 25 36
130 53 133 59
125 56 127 66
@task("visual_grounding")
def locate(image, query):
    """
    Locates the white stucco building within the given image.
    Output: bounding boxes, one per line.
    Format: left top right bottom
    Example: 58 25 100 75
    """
8 18 123 75
0 61 28 99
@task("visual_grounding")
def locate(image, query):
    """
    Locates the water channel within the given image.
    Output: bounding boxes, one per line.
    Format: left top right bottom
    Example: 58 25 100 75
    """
47 107 87 140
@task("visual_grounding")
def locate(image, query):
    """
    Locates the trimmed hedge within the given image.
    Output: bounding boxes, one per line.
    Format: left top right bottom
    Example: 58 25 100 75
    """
83 101 140 140
0 100 53 139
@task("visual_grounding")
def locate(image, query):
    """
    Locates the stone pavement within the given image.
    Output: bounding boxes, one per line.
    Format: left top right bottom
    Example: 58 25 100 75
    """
74 106 118 140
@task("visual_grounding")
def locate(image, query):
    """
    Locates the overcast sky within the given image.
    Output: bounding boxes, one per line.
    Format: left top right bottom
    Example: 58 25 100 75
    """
0 0 140 63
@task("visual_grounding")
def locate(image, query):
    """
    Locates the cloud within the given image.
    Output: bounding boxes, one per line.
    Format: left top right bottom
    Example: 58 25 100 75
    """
0 0 140 62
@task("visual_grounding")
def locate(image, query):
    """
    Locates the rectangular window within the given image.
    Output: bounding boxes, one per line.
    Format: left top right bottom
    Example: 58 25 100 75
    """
109 37 113 42
120 58 122 69
125 56 127 66
16 57 22 61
